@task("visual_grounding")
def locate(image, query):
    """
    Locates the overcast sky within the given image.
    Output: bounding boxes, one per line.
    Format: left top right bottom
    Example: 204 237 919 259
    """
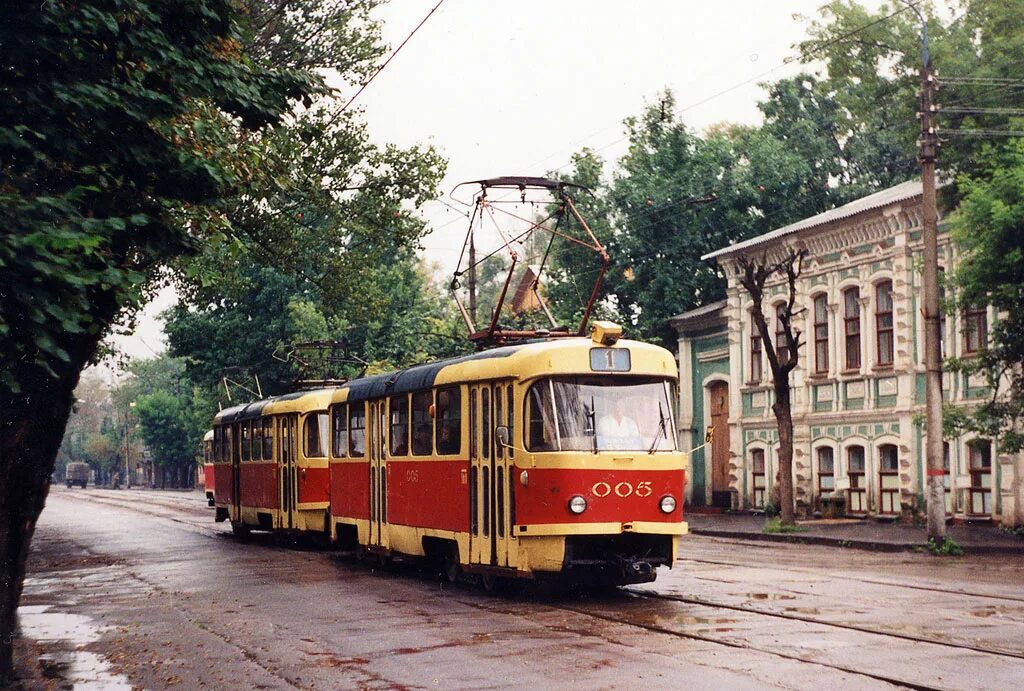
114 0 885 361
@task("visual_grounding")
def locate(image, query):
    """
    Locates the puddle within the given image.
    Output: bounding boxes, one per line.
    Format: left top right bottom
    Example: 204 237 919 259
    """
18 607 105 645
18 605 131 690
38 650 132 690
745 592 797 601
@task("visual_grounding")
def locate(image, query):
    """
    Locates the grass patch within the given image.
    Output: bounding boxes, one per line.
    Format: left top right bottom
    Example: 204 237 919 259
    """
764 517 806 534
925 536 964 556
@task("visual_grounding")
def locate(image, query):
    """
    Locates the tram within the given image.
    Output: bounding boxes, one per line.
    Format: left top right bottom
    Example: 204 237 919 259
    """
212 323 688 586
201 430 215 507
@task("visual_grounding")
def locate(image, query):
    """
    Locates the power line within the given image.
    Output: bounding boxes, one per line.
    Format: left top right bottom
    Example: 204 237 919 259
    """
338 0 446 115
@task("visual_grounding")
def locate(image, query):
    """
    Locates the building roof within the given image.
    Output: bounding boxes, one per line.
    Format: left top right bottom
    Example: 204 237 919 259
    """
701 179 926 262
669 299 728 334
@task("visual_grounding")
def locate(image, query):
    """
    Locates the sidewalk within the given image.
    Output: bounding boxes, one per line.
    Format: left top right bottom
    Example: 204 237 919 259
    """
686 512 1024 554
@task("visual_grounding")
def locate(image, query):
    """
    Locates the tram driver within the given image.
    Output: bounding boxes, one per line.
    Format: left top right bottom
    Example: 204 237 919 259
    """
598 398 643 451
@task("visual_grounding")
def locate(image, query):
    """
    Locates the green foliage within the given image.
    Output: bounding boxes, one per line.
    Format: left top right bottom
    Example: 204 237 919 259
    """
573 92 834 346
134 387 209 475
166 255 469 397
945 137 1024 451
0 0 319 399
925 536 964 556
764 516 806 534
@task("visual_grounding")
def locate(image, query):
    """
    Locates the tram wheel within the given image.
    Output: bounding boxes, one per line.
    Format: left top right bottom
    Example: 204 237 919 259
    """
231 522 250 539
442 553 460 584
481 574 511 595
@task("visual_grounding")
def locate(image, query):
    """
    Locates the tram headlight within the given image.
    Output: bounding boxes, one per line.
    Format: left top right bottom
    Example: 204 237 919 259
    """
568 495 588 515
659 495 677 514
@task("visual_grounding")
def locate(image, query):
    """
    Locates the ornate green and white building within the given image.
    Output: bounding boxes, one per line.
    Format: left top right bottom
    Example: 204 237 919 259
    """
672 180 1023 527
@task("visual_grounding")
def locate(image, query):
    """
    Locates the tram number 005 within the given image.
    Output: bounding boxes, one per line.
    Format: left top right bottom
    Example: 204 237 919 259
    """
591 481 652 498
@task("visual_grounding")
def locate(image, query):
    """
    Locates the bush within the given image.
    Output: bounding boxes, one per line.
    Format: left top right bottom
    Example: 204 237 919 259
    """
764 517 805 534
925 537 964 556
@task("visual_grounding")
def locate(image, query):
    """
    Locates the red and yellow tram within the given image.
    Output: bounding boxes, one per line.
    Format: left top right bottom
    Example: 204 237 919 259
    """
212 326 688 586
202 429 215 506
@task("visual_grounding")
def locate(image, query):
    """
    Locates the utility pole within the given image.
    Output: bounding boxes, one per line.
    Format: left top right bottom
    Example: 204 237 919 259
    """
912 5 946 543
468 209 478 328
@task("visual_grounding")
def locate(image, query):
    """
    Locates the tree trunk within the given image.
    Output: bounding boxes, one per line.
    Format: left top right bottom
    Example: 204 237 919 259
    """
0 375 80 680
772 384 796 525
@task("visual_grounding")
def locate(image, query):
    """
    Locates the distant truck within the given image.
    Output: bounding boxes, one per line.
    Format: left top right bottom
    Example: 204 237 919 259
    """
65 462 90 489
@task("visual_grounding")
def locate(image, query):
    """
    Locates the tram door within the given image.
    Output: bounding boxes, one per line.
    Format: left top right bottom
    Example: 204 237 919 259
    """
278 415 297 529
230 423 241 523
470 382 514 567
368 400 389 549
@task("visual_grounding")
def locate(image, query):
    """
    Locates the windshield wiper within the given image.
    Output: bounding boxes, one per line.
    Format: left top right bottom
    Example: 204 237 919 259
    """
588 395 597 454
648 401 667 454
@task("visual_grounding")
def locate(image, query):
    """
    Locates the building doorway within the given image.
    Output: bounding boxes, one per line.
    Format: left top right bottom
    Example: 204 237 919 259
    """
708 380 731 508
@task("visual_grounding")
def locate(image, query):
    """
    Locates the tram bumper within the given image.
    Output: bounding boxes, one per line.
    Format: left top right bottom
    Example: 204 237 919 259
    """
562 532 674 586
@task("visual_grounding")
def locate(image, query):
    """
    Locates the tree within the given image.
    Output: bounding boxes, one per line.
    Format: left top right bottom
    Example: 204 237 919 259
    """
945 137 1024 452
737 250 806 526
603 92 830 346
0 0 318 678
135 388 209 487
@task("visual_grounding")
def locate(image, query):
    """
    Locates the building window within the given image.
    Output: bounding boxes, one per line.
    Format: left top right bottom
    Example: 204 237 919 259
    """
750 317 762 382
943 442 952 514
817 447 834 493
412 391 433 456
813 294 829 373
964 305 988 354
878 444 899 514
847 445 866 513
844 287 861 370
938 268 947 359
968 440 992 515
876 281 894 366
751 449 766 508
775 304 790 366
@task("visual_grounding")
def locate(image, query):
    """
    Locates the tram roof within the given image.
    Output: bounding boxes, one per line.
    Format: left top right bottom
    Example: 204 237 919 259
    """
214 337 676 423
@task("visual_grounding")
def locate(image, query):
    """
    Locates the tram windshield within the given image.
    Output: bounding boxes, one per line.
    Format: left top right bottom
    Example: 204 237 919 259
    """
526 377 677 452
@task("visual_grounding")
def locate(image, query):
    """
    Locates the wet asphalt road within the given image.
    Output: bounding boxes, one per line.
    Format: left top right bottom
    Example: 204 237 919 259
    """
15 487 1024 690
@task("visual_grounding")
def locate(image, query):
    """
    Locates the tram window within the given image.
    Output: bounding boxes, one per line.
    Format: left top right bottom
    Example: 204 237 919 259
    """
482 388 490 460
470 389 477 458
411 391 433 456
506 385 514 459
304 412 328 458
390 395 409 456
241 422 250 462
526 376 678 452
224 426 234 463
332 404 348 458
349 404 366 457
213 427 221 462
435 387 461 455
262 417 273 459
252 421 262 461
494 388 503 460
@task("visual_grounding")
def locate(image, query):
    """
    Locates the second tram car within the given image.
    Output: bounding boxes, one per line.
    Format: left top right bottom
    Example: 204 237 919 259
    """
211 326 687 586
202 430 216 506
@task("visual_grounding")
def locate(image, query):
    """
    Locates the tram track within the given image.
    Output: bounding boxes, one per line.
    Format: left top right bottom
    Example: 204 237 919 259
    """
458 595 942 691
676 547 1024 604
626 587 1024 661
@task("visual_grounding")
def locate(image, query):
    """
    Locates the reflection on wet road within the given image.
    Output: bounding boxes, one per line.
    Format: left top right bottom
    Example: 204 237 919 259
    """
16 488 1024 690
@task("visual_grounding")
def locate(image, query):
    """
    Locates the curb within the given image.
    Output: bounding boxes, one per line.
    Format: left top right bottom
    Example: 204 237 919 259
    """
689 528 1024 555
